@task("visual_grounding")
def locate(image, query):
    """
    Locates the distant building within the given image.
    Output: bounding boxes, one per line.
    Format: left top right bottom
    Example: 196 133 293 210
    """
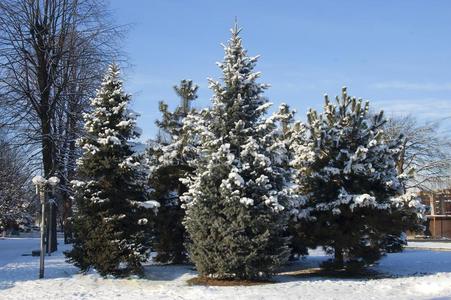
419 189 451 239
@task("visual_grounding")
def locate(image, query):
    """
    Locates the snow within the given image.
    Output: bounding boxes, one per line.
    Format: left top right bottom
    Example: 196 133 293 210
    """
239 197 254 206
116 120 131 128
97 135 121 145
134 200 160 210
407 241 451 251
1 238 451 300
70 180 85 188
256 102 272 111
137 218 148 225
228 171 244 187
118 156 141 169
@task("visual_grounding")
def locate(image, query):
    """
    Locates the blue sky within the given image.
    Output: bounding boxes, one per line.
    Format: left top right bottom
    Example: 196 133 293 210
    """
110 0 451 140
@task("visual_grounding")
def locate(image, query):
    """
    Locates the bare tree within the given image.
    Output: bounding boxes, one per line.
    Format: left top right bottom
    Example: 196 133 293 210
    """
384 115 451 191
0 132 35 234
0 0 124 248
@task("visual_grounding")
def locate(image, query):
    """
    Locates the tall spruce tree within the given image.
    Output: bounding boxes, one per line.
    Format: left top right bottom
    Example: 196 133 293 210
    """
147 80 199 263
181 24 291 280
290 87 425 271
66 65 159 276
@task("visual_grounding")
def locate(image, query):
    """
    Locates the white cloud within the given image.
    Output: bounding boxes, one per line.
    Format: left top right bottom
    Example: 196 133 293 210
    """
371 81 451 92
373 99 451 120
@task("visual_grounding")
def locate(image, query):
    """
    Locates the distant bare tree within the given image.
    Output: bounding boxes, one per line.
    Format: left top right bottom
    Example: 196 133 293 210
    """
384 115 451 191
0 132 35 233
0 0 125 248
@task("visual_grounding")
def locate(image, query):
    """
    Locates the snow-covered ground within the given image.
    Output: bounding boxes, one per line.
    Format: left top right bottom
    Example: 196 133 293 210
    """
1 238 451 300
407 241 451 251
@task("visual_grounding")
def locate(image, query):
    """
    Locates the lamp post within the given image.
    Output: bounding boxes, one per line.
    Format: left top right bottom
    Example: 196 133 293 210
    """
32 175 60 279
47 177 60 256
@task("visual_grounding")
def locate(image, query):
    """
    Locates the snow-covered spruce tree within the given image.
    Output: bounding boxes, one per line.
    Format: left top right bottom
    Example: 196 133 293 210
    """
65 64 159 277
181 24 291 280
290 87 425 271
147 79 198 263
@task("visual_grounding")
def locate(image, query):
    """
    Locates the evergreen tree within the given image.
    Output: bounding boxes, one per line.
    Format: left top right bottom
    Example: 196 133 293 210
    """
275 103 295 136
273 104 309 258
66 64 159 277
291 87 425 271
155 80 198 143
147 79 199 263
181 24 291 280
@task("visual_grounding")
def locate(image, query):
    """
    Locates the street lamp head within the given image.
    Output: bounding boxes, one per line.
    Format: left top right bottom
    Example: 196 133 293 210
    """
48 176 60 187
32 176 47 187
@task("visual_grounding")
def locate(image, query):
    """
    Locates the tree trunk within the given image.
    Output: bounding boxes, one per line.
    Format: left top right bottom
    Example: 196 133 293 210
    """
334 246 344 269
63 198 72 243
63 94 77 244
396 140 407 175
41 112 58 252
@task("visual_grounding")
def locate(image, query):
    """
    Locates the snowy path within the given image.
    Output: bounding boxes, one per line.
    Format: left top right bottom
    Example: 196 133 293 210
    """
1 238 451 300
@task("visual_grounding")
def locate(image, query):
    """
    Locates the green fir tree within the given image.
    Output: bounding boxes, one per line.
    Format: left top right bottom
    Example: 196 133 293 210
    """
181 24 292 280
66 65 159 277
